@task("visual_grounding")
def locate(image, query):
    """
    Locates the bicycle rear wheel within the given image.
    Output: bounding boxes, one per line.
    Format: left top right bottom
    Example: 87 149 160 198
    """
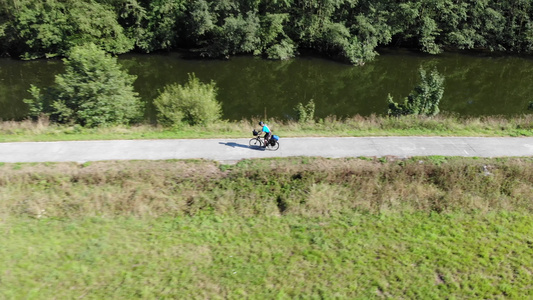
249 138 263 148
269 141 280 151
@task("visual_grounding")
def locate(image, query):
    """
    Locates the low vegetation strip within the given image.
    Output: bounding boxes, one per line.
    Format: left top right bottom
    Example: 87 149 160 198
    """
2 157 533 218
2 114 533 142
1 157 532 298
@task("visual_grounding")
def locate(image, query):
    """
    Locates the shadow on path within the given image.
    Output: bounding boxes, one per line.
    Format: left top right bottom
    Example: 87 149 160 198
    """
219 142 265 151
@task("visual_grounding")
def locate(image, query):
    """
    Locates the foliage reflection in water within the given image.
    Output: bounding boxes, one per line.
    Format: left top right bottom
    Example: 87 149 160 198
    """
1 49 533 121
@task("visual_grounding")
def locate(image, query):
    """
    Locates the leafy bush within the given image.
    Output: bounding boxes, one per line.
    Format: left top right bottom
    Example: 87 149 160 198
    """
388 68 445 117
294 99 315 123
154 73 221 126
24 43 142 127
265 38 296 60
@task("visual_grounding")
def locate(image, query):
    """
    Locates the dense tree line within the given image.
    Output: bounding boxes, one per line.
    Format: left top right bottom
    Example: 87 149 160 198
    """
1 0 532 63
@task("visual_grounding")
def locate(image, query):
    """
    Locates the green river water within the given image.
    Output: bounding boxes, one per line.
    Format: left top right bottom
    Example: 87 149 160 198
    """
1 49 532 121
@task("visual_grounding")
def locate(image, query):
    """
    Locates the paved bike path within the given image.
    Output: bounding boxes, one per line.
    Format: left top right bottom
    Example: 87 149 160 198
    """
1 137 532 163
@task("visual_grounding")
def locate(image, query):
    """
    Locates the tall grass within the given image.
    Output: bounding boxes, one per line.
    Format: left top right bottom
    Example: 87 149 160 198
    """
2 114 533 142
2 157 533 219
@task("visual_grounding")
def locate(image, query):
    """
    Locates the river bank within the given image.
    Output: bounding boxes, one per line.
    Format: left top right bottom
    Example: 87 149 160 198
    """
1 114 533 143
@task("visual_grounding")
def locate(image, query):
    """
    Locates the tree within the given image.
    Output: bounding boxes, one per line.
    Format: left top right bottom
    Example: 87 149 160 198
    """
216 12 261 56
260 13 295 60
388 68 445 117
154 73 221 126
2 0 133 59
115 0 186 53
24 43 142 127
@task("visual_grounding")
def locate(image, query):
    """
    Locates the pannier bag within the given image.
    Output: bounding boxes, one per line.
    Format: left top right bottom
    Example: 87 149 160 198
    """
270 135 279 145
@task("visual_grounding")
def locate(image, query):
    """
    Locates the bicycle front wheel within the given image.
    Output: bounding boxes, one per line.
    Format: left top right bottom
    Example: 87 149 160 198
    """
249 138 263 148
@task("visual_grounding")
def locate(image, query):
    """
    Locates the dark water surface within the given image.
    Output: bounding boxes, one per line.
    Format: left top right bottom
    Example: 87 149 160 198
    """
1 49 533 121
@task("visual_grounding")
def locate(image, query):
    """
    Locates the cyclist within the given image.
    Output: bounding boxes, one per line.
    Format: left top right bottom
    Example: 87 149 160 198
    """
258 121 271 147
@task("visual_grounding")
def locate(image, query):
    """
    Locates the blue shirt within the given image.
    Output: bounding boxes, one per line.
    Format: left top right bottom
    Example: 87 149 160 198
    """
262 125 270 133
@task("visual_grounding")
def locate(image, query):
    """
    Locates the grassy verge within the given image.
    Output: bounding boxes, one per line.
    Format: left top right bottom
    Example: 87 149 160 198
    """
2 156 533 218
1 157 533 298
2 114 533 142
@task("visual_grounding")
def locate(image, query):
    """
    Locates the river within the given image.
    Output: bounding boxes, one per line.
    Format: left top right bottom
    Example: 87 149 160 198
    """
1 49 533 121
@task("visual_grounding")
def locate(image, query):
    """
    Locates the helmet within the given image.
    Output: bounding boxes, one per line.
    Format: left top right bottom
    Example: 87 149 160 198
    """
259 121 264 126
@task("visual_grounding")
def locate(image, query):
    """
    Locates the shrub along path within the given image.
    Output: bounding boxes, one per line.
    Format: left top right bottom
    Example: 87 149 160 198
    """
1 136 533 163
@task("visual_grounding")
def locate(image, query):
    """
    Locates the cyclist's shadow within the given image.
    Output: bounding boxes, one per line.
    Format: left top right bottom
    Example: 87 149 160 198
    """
219 142 265 151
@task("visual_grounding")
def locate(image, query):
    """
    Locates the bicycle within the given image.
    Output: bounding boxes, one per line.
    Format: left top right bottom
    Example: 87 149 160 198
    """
249 129 280 151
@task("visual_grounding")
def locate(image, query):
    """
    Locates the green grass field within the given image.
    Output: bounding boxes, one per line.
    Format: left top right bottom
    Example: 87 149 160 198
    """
2 213 532 299
1 157 533 298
